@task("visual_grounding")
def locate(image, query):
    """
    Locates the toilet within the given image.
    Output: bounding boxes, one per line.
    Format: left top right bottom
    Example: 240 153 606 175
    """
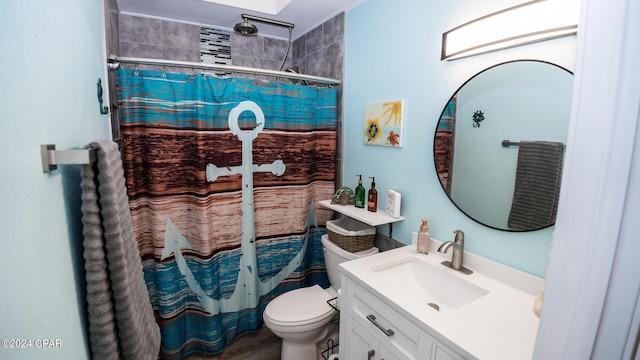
263 234 379 360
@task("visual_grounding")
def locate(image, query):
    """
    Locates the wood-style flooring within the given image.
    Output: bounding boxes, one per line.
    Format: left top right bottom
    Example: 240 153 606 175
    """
183 320 340 360
184 326 282 360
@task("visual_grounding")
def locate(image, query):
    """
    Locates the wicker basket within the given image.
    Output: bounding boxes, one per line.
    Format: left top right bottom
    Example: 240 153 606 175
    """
326 217 375 252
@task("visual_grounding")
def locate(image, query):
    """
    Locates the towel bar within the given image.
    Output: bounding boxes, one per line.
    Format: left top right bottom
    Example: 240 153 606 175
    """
502 140 565 148
502 140 520 147
41 144 97 173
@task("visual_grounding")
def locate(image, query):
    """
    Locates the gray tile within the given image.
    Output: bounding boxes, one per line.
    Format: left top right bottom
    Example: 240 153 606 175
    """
162 20 200 50
104 0 119 55
163 46 200 62
119 42 163 71
232 33 264 58
119 14 162 45
323 12 344 46
281 60 294 72
264 37 289 62
323 42 344 80
293 36 305 59
262 58 283 72
119 41 163 59
304 25 323 55
304 49 325 79
231 54 262 80
232 55 262 69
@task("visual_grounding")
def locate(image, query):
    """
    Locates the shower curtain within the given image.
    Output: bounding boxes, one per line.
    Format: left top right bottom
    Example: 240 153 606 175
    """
115 69 337 359
435 96 456 193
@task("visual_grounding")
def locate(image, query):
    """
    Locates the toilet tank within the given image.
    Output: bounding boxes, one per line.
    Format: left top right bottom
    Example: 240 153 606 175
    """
321 234 378 291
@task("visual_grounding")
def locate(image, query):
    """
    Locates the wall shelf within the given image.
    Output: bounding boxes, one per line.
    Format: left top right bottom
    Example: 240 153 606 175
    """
319 200 404 227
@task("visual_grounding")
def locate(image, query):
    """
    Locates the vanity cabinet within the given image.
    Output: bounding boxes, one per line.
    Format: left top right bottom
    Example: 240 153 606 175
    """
340 276 465 360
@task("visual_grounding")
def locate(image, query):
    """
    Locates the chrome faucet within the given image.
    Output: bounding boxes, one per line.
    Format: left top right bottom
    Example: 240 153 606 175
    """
438 230 472 275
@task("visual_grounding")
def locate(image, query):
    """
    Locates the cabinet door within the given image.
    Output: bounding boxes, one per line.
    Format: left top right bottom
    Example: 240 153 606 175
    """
433 346 458 360
345 315 379 360
379 343 405 360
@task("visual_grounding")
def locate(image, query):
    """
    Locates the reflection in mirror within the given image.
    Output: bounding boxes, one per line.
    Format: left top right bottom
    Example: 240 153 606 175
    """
434 60 573 232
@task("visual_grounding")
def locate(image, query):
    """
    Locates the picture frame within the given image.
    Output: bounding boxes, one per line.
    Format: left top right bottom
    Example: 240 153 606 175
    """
363 99 404 147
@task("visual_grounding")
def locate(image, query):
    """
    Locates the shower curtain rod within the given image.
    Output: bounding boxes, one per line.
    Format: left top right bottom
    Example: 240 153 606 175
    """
108 56 341 86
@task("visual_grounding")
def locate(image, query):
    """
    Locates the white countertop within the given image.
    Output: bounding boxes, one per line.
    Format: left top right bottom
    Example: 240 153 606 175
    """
339 240 542 360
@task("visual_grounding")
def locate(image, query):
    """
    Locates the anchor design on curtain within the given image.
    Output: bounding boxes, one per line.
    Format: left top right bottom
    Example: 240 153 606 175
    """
161 101 315 314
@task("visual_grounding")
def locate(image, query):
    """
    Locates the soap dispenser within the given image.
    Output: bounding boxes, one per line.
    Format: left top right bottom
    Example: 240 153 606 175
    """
355 175 365 208
367 177 378 212
417 218 430 254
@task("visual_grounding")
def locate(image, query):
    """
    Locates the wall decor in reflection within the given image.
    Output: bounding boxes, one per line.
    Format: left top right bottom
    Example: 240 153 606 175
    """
364 99 404 147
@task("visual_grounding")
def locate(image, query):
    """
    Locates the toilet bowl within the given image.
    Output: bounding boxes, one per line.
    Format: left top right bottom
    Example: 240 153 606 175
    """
263 234 378 360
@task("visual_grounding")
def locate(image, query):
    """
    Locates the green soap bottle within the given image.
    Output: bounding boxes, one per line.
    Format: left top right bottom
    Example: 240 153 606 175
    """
355 175 365 208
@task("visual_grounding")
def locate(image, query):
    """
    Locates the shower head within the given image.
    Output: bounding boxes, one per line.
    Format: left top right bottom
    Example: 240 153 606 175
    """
234 18 258 36
234 14 294 37
285 65 302 74
285 66 309 85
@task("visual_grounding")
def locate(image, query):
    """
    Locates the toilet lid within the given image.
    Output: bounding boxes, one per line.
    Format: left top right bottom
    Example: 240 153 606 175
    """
264 285 335 326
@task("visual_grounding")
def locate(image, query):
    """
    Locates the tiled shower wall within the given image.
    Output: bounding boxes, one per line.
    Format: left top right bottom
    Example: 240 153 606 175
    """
116 13 344 83
118 15 201 71
292 12 344 82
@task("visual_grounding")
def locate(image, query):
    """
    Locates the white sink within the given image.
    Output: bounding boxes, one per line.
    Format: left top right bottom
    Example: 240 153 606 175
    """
370 257 489 312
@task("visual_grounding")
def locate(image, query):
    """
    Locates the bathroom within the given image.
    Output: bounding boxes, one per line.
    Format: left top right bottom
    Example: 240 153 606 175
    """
1 0 638 359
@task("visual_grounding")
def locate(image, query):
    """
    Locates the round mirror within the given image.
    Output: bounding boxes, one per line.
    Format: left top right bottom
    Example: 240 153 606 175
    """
434 60 573 232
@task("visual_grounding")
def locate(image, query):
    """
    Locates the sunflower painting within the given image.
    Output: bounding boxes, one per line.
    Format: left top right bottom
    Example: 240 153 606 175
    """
364 99 404 147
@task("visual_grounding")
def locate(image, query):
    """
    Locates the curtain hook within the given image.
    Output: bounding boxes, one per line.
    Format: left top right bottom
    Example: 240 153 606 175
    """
96 78 109 115
134 65 139 76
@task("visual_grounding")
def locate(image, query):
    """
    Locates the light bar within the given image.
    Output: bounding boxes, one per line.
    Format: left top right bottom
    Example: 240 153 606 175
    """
442 0 578 60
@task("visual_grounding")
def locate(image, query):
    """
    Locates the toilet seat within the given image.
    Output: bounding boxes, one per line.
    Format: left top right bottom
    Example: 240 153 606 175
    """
264 285 335 327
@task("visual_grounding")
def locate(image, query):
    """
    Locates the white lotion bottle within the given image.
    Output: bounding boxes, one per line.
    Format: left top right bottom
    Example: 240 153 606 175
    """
417 218 430 254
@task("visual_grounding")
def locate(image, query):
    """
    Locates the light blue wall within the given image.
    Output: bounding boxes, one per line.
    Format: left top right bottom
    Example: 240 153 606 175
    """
344 0 577 277
0 1 110 359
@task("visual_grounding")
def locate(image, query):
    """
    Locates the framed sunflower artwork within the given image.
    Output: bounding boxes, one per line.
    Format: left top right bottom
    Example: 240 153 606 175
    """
363 99 404 147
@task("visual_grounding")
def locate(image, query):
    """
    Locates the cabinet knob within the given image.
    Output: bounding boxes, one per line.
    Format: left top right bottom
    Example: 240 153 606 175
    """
367 349 375 360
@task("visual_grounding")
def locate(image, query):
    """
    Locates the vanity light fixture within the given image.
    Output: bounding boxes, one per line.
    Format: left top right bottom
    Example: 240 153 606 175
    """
441 0 578 60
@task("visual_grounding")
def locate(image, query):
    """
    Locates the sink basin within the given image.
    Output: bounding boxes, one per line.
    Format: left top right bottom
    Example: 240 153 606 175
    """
370 257 489 311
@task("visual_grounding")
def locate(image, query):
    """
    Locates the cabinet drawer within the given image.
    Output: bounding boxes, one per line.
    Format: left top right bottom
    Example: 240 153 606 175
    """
351 283 421 358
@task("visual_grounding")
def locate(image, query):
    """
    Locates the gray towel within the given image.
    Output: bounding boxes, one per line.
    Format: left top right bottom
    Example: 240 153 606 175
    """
508 141 564 230
81 140 161 360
